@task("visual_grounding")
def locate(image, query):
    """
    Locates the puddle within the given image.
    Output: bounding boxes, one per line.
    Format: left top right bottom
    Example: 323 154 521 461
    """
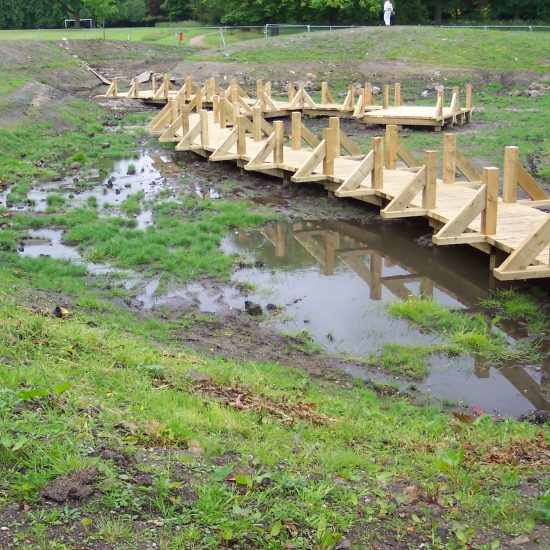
24 153 177 218
18 228 138 279
221 219 550 417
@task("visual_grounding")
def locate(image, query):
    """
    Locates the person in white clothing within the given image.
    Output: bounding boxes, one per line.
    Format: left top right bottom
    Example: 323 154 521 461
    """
384 1 394 26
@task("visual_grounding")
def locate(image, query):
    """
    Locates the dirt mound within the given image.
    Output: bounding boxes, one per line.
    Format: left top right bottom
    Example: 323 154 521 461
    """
10 81 68 108
41 467 98 503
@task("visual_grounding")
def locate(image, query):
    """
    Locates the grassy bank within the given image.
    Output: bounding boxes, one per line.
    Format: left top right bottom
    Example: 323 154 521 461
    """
0 297 547 548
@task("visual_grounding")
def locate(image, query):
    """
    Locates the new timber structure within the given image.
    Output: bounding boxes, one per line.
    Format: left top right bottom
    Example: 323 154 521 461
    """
100 75 473 130
149 95 550 281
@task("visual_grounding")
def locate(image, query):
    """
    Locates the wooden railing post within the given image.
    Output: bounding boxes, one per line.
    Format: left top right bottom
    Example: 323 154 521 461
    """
196 86 203 111
436 90 444 118
151 76 157 95
200 109 209 148
481 167 499 235
219 94 226 129
265 81 272 97
134 78 140 98
364 82 372 106
383 84 390 110
443 133 456 183
288 81 295 101
252 106 262 141
329 117 340 159
466 83 473 109
170 98 178 124
385 124 398 169
213 95 220 123
257 79 265 111
237 115 246 156
321 82 328 104
503 146 519 203
274 120 284 164
113 77 118 97
423 150 438 210
232 102 239 127
291 112 301 150
372 136 384 189
231 79 239 102
323 127 335 176
394 83 401 107
185 76 192 100
163 74 169 100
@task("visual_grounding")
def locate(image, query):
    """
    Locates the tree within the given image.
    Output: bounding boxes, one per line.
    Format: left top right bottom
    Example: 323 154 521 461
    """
109 0 147 25
55 0 86 27
85 0 117 29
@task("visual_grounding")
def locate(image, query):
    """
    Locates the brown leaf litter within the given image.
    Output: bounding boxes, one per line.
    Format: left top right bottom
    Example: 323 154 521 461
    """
194 379 335 425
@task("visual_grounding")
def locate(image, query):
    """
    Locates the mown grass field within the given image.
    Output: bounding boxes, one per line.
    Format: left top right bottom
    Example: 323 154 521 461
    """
0 25 549 548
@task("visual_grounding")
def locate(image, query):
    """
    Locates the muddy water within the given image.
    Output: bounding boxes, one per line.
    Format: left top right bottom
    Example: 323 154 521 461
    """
222 219 549 417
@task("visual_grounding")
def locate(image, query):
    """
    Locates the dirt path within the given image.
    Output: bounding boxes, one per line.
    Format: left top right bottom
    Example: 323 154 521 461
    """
189 32 218 47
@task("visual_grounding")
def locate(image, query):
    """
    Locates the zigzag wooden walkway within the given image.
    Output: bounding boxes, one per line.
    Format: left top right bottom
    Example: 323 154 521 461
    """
100 75 474 131
149 97 550 281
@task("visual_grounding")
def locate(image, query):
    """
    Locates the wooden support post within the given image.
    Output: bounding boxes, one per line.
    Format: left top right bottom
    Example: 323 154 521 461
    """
481 167 499 235
329 117 340 159
213 95 220 123
257 79 265 111
134 79 140 98
181 109 189 137
443 134 456 183
364 82 372 106
274 120 284 164
503 146 519 203
113 77 118 97
152 76 157 94
385 125 398 169
348 83 355 107
232 102 239 127
383 84 390 110
323 127 335 176
265 81 272 97
372 137 384 190
237 115 246 156
466 84 473 109
200 109 209 148
423 150 437 210
394 83 401 107
436 90 444 118
252 106 262 141
291 112 301 150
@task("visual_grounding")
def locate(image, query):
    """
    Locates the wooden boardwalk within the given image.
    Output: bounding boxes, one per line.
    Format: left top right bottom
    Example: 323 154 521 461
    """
100 75 473 131
149 97 550 281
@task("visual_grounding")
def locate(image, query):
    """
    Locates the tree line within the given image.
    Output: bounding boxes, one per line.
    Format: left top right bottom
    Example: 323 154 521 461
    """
0 0 548 29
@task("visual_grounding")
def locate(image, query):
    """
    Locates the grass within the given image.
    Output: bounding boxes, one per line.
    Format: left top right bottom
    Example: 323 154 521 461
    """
206 27 550 74
367 343 461 380
0 296 547 548
388 296 543 364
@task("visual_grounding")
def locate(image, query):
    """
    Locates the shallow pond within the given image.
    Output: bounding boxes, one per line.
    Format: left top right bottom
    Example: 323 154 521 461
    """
221 219 550 417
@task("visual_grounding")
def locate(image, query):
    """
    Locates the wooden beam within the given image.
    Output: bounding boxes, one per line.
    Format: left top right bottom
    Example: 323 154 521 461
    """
494 215 550 279
397 140 420 168
465 83 474 109
435 90 444 119
210 127 238 161
245 131 276 170
383 84 390 110
237 115 247 157
381 167 427 219
292 141 326 182
323 127 335 176
456 149 482 182
335 151 374 196
518 164 549 201
212 95 220 123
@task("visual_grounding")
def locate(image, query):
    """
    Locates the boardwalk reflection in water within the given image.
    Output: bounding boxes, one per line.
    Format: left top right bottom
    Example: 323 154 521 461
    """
223 219 549 416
